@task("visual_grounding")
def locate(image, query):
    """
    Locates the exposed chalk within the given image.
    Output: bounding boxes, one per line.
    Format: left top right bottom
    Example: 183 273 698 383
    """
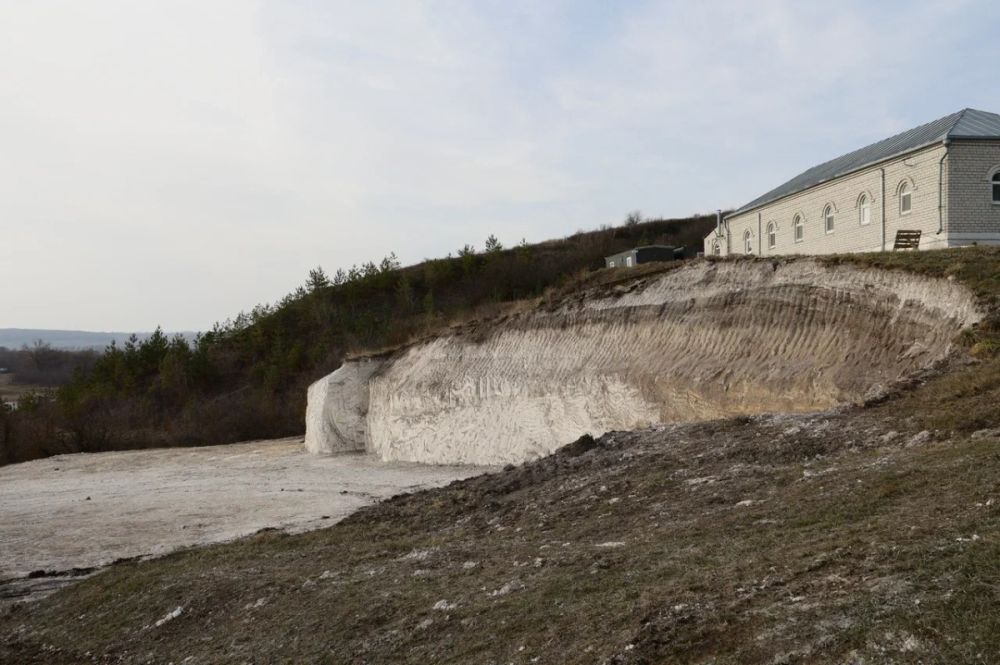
305 260 981 466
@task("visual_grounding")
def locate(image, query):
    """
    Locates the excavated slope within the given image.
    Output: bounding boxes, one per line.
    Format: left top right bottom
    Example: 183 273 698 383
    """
305 259 981 465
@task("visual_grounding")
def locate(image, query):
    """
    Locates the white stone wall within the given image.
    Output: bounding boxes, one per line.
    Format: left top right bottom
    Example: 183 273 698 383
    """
947 141 1000 245
703 228 725 256
716 144 950 256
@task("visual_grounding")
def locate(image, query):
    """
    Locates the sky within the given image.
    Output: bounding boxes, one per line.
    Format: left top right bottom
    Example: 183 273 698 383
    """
2 0 999 331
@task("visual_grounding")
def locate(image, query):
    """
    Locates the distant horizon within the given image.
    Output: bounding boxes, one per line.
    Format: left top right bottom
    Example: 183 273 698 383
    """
3 2 999 331
0 328 200 351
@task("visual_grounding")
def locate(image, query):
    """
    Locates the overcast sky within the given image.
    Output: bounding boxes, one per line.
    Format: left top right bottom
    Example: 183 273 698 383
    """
2 1 999 331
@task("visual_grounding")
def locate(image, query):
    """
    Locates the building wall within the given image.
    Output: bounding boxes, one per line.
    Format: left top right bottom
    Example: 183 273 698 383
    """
703 229 723 256
715 144 950 256
607 247 682 267
636 246 678 263
947 141 1000 245
605 250 637 268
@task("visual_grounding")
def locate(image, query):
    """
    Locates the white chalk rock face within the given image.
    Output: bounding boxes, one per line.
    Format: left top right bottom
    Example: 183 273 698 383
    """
304 359 385 454
305 259 982 465
367 366 661 465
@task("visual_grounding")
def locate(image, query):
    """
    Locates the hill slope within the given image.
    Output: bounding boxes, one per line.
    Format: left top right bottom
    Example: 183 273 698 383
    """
2 247 1000 663
3 390 999 663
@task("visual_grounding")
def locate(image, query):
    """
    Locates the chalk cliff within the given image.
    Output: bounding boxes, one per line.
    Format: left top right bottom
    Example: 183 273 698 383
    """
306 259 980 465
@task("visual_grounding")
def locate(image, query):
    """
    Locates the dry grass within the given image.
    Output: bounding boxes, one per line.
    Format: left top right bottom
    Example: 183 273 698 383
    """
346 259 693 360
3 247 1000 664
0 384 47 402
3 409 998 664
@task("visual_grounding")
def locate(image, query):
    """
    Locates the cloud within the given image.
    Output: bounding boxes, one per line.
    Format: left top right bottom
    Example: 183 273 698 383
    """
1 0 998 329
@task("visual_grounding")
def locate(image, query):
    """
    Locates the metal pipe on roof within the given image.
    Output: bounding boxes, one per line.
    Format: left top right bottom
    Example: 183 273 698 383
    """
880 168 887 251
716 209 732 255
938 140 950 235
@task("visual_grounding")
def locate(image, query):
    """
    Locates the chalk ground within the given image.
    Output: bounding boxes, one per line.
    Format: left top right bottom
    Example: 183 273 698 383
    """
0 438 483 585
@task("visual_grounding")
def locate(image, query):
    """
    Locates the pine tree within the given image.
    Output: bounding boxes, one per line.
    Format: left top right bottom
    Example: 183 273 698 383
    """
306 267 330 292
396 274 414 310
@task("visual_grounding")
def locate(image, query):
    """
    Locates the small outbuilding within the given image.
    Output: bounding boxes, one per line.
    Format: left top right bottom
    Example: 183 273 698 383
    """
605 245 684 268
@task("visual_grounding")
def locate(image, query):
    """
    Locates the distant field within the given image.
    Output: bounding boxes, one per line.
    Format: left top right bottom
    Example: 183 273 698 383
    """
0 383 45 396
0 380 47 405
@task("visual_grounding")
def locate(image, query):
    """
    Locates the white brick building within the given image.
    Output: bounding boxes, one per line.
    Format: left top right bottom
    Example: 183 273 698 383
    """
705 108 1000 256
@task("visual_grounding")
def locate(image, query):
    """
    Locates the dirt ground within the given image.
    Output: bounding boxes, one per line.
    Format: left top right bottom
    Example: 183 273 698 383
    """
4 407 998 664
0 438 484 603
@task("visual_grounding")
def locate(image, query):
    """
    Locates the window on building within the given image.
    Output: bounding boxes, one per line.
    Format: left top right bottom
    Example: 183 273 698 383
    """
993 171 1000 204
824 205 835 234
625 256 633 267
793 215 804 242
767 222 776 249
859 194 871 225
712 241 721 256
744 229 753 254
900 182 912 215
609 260 615 268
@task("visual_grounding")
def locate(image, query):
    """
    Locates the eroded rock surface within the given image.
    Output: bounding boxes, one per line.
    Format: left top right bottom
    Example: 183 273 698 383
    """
305 359 384 454
306 259 981 465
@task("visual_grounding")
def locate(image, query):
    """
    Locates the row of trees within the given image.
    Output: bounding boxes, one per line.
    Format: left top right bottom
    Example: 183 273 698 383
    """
0 343 98 386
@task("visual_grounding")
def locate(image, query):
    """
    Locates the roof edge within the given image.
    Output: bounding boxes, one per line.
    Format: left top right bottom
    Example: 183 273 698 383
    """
724 139 947 220
947 134 1000 141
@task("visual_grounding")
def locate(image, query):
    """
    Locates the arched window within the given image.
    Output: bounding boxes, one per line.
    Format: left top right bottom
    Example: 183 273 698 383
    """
793 215 804 242
712 241 721 256
744 229 753 254
899 181 912 215
992 171 1000 204
824 205 835 234
767 222 776 249
859 194 871 225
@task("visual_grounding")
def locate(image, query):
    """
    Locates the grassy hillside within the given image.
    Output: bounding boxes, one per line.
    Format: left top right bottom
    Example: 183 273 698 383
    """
0 214 715 464
4 248 999 664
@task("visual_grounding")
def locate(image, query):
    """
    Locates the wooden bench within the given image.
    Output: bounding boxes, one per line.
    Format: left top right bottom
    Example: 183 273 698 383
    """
893 230 922 250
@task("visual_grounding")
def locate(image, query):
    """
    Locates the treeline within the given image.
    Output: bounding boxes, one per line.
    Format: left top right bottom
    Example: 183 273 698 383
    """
0 343 98 386
0 213 716 465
